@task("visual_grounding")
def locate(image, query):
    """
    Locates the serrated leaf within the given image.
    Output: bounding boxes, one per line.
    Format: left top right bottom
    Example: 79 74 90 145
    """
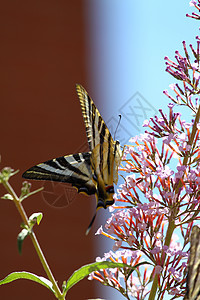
0 271 54 293
17 228 30 254
29 212 43 225
63 260 150 296
1 193 13 200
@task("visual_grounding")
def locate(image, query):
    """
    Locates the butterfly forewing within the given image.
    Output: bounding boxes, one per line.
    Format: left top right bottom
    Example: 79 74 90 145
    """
76 84 115 151
184 226 200 300
76 84 122 183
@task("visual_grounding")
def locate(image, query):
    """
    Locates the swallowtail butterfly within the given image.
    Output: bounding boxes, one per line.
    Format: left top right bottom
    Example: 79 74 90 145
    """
22 84 122 234
184 226 200 300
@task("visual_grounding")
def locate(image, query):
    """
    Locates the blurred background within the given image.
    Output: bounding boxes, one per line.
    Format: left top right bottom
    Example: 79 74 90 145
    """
0 1 196 299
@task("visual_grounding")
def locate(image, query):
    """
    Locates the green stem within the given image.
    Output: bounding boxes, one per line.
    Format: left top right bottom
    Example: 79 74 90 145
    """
2 180 64 300
148 104 200 300
148 218 175 300
148 273 158 300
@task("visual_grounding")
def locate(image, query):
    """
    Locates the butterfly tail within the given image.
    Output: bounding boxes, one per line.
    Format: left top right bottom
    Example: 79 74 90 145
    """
85 212 97 235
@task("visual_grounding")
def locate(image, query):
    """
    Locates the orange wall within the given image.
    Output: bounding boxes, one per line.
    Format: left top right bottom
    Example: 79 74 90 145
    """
0 1 98 299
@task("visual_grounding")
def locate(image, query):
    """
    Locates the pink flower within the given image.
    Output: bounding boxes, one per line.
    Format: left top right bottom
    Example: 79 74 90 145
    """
113 240 122 251
191 62 198 69
143 119 150 127
151 246 162 255
169 287 181 295
169 83 176 90
155 165 174 178
138 222 147 231
194 71 200 80
155 265 163 274
95 226 103 235
189 0 197 6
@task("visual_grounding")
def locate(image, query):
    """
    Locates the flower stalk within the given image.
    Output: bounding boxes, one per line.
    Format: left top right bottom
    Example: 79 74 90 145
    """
1 178 64 300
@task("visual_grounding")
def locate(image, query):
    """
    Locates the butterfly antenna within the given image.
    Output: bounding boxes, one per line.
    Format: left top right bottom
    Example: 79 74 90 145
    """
85 212 97 235
114 114 121 140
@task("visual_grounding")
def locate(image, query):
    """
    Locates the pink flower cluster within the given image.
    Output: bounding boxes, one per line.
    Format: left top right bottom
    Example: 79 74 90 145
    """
92 104 200 297
164 40 200 112
88 250 149 299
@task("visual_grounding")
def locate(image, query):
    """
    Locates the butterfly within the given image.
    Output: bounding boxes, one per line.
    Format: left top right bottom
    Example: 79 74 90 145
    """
22 84 122 234
184 225 200 300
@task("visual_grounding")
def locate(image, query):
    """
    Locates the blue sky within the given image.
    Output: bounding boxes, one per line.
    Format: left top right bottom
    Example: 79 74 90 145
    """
84 1 197 299
85 0 197 123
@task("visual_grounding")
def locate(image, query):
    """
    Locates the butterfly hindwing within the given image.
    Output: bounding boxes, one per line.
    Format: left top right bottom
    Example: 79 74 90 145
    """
23 152 97 196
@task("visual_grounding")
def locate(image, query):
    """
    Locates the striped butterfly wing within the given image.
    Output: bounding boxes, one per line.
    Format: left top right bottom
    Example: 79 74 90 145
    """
76 84 108 151
22 152 96 196
76 84 122 193
184 226 200 300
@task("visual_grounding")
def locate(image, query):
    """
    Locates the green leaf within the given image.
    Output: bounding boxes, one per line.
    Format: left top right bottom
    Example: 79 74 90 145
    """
63 260 150 296
1 193 13 200
17 228 30 254
29 212 43 226
0 271 54 293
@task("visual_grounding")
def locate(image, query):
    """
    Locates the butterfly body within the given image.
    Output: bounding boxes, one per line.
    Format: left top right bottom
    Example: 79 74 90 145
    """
22 84 122 233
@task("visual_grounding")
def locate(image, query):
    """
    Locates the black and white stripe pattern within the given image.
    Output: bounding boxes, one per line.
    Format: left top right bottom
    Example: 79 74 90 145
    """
23 84 122 233
184 226 200 300
23 152 96 195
